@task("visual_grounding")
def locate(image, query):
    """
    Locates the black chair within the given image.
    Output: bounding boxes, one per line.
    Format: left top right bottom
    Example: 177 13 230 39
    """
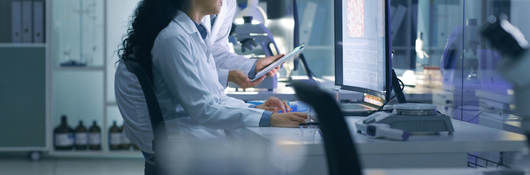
122 60 168 175
292 81 363 175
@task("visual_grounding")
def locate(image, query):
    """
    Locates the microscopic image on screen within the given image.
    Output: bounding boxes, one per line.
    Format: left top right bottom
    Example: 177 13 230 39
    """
341 0 386 92
347 0 365 38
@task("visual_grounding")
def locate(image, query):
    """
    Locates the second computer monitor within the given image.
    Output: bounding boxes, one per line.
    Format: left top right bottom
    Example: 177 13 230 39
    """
335 0 392 100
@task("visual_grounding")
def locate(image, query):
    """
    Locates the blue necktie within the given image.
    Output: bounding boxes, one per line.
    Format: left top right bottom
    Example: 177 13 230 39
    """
211 15 217 27
195 23 207 40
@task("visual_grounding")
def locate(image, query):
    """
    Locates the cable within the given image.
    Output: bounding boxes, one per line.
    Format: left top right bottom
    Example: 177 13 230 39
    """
376 75 406 112
293 0 316 80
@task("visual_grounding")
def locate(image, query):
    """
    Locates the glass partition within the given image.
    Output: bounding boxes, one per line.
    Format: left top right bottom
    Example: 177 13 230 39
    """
390 0 525 133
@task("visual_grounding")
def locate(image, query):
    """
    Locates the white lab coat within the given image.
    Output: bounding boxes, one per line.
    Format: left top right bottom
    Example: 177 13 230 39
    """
200 0 257 87
115 11 266 153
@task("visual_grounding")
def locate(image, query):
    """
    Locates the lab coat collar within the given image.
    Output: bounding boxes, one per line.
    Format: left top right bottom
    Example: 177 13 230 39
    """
173 11 201 35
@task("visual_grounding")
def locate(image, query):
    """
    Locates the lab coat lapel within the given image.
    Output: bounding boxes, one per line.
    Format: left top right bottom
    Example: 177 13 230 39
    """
174 11 213 64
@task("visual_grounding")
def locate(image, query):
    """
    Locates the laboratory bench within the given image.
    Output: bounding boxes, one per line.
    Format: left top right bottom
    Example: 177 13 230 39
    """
244 117 527 173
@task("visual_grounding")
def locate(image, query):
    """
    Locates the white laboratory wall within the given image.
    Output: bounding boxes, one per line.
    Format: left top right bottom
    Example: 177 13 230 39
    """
106 0 141 103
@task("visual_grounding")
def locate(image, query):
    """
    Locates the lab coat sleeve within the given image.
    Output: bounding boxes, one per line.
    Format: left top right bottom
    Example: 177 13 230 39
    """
152 36 264 129
212 47 256 75
219 96 272 127
210 1 256 75
217 68 230 88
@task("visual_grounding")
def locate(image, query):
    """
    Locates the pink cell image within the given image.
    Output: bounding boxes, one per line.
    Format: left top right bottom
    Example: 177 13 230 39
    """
347 0 365 38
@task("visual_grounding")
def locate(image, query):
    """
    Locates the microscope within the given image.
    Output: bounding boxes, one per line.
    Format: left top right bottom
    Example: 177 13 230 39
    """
230 0 313 91
229 0 288 91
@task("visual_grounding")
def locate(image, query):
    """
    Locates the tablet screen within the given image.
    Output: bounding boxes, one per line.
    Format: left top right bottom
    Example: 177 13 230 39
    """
251 44 305 81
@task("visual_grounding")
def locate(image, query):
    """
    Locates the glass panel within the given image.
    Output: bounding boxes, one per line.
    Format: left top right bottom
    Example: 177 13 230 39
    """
291 0 335 77
51 0 104 67
390 0 524 132
392 0 466 113
463 0 524 131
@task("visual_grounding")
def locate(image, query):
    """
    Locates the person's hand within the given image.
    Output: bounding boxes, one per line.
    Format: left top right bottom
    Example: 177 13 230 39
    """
255 54 285 77
270 112 308 128
228 70 266 88
256 97 291 113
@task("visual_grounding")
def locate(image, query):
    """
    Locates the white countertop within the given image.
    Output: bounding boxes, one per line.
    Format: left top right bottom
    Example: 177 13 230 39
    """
364 168 485 175
248 117 527 155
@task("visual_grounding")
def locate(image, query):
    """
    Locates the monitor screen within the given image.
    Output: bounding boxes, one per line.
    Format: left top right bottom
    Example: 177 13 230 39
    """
335 0 391 99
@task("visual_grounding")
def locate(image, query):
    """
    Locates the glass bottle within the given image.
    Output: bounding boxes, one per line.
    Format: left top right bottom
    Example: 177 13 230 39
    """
88 120 101 150
74 121 88 150
54 115 74 150
109 121 121 151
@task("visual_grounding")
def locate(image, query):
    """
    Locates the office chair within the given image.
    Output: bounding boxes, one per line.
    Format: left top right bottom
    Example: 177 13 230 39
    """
292 80 363 175
123 60 168 175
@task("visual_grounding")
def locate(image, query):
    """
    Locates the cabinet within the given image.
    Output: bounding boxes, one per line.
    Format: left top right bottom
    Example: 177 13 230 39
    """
0 0 47 155
47 0 141 157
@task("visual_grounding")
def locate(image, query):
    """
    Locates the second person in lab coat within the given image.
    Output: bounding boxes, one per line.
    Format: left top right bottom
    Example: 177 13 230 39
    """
202 0 282 89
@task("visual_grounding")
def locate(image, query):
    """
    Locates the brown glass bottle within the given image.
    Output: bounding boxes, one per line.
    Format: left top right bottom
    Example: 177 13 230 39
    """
88 120 102 150
74 121 88 150
109 121 121 151
120 124 131 150
54 115 74 150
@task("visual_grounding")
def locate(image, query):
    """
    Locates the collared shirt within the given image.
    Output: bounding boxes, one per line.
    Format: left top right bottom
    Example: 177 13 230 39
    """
115 11 271 154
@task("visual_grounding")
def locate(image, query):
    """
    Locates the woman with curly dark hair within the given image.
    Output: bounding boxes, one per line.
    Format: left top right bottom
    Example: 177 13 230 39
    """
114 0 307 174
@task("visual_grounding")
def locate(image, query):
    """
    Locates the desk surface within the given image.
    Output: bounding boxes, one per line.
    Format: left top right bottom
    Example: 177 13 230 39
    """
364 168 484 175
248 117 527 155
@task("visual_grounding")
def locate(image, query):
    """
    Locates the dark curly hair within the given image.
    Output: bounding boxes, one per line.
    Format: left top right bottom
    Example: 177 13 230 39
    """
118 0 188 78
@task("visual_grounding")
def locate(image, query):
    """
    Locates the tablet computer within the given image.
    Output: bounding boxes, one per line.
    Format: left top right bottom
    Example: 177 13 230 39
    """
251 44 305 81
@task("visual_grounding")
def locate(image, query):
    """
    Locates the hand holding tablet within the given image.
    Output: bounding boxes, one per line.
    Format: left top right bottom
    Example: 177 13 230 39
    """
251 44 306 81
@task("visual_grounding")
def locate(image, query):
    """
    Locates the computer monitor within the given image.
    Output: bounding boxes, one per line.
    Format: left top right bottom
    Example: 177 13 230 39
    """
334 0 392 101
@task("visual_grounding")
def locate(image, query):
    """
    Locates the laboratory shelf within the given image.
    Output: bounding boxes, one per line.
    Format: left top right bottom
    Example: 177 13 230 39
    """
0 43 46 48
49 151 142 158
54 66 106 71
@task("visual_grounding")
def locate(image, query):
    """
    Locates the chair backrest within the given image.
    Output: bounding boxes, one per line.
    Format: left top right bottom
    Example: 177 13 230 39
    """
292 81 363 175
122 60 168 151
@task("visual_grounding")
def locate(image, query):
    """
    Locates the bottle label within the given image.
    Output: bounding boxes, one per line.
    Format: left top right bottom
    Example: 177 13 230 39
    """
75 133 88 145
121 133 131 144
110 133 121 145
88 133 101 145
55 133 74 147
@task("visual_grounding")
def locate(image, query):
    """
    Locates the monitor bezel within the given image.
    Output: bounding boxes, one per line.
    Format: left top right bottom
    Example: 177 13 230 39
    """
334 0 393 101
